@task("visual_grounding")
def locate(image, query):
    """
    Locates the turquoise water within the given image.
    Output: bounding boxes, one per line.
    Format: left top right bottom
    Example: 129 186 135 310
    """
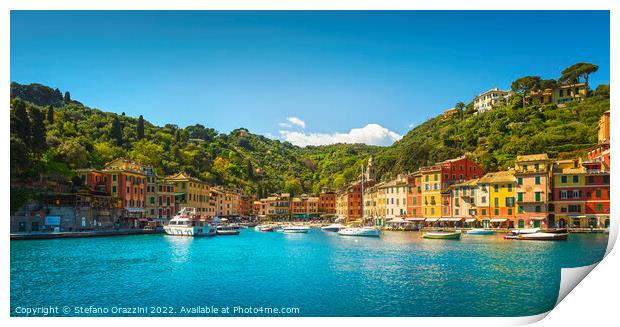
11 230 608 317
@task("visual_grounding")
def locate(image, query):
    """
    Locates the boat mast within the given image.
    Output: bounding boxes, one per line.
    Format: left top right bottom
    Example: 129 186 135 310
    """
361 163 364 225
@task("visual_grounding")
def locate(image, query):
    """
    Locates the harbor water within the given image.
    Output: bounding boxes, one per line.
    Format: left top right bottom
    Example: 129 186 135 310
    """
11 230 608 317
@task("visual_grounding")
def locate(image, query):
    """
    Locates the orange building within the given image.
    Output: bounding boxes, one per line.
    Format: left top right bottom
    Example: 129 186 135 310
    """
319 188 337 214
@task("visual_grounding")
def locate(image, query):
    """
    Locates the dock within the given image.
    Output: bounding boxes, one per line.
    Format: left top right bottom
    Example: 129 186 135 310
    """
10 229 163 240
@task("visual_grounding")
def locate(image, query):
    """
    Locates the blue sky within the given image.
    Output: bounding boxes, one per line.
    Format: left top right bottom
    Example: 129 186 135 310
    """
11 11 610 146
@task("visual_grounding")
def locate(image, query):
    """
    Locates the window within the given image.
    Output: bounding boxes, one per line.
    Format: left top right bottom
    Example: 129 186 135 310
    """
560 190 568 199
535 176 541 185
112 174 117 181
587 176 595 184
523 164 528 171
494 185 499 192
535 192 541 202
507 208 513 215
596 204 604 212
507 184 513 192
517 193 524 202
481 209 486 216
518 206 523 213
573 176 579 183
494 197 499 207
506 197 515 207
481 196 486 204
494 208 499 215
112 186 117 193
596 189 602 198
535 205 542 213
534 163 540 171
561 176 567 183
455 209 459 215
517 177 523 186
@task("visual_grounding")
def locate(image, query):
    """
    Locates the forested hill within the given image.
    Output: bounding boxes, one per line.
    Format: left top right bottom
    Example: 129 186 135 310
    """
373 90 610 177
10 82 610 200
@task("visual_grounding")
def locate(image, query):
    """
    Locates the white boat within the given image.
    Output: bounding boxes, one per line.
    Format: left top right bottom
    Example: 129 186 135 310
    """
338 226 381 237
164 207 216 236
466 228 495 235
505 232 568 241
255 225 274 232
282 226 310 233
422 230 461 240
321 223 345 232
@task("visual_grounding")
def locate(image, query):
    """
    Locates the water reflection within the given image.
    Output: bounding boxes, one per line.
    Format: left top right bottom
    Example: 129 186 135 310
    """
163 235 193 264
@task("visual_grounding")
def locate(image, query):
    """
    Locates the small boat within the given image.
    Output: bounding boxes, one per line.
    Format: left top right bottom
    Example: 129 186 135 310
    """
338 227 381 237
422 230 462 240
163 207 216 237
282 226 310 233
508 232 568 241
321 223 345 232
509 228 540 236
216 225 240 235
466 228 495 235
255 225 274 232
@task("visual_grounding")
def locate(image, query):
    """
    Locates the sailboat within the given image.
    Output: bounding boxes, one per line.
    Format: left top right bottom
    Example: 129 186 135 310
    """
338 162 381 238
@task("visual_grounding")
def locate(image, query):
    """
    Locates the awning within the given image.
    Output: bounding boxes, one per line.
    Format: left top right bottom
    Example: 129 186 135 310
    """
465 218 476 223
438 218 450 222
530 217 546 220
406 218 425 221
490 218 507 223
387 218 407 223
567 215 587 218
425 218 440 222
126 207 145 213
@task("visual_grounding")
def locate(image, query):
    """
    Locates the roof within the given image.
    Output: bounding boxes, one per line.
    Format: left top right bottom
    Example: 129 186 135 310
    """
451 178 479 188
478 170 515 184
516 153 549 162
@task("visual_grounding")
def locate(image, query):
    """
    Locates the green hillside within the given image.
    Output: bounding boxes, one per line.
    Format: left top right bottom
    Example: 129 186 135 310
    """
9 81 610 207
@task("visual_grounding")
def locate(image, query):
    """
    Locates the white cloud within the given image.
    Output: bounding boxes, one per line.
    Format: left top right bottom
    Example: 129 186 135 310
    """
286 117 306 129
278 122 293 128
280 123 402 147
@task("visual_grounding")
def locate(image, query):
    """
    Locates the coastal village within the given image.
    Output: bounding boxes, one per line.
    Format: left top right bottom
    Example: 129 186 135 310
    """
10 83 610 235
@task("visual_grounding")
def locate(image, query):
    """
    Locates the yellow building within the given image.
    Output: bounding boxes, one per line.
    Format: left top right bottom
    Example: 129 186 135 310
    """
421 165 442 218
478 170 516 228
163 172 212 217
525 82 588 106
598 110 610 144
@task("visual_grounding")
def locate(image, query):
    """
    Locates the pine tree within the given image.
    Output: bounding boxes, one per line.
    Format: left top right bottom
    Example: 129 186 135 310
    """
11 100 30 144
46 105 54 124
112 116 123 146
29 106 47 156
64 91 71 103
246 160 254 180
137 115 145 139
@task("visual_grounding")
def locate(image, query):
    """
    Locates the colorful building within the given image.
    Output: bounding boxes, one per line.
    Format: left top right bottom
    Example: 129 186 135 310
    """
478 170 516 228
524 82 589 106
163 172 212 217
514 154 551 228
318 188 337 215
552 159 586 228
406 172 423 218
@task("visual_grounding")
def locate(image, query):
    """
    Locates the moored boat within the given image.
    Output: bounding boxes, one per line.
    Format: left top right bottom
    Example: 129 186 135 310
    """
282 226 310 233
163 207 216 237
321 223 345 232
466 228 495 235
422 230 461 240
216 225 240 235
255 225 274 232
539 228 568 234
516 232 568 241
509 228 540 235
338 226 381 237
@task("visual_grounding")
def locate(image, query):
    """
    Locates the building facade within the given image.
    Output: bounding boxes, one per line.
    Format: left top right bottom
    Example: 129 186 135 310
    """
473 87 512 113
514 154 551 228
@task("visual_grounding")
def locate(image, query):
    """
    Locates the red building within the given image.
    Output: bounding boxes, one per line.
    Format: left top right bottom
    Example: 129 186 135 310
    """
583 153 610 228
439 156 485 188
157 182 176 219
319 188 337 214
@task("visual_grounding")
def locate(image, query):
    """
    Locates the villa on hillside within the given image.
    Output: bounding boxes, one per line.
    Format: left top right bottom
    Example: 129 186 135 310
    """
524 82 588 106
472 87 512 113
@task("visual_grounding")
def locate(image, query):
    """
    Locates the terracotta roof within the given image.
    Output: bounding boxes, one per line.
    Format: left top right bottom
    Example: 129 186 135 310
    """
516 153 549 162
478 170 515 183
451 179 479 188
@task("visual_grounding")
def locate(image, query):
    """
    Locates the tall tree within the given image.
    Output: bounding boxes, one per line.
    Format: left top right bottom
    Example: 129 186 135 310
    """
64 91 71 103
29 106 47 156
246 160 254 180
511 76 541 107
560 62 599 89
111 116 123 146
46 105 54 124
11 100 31 144
137 115 145 139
